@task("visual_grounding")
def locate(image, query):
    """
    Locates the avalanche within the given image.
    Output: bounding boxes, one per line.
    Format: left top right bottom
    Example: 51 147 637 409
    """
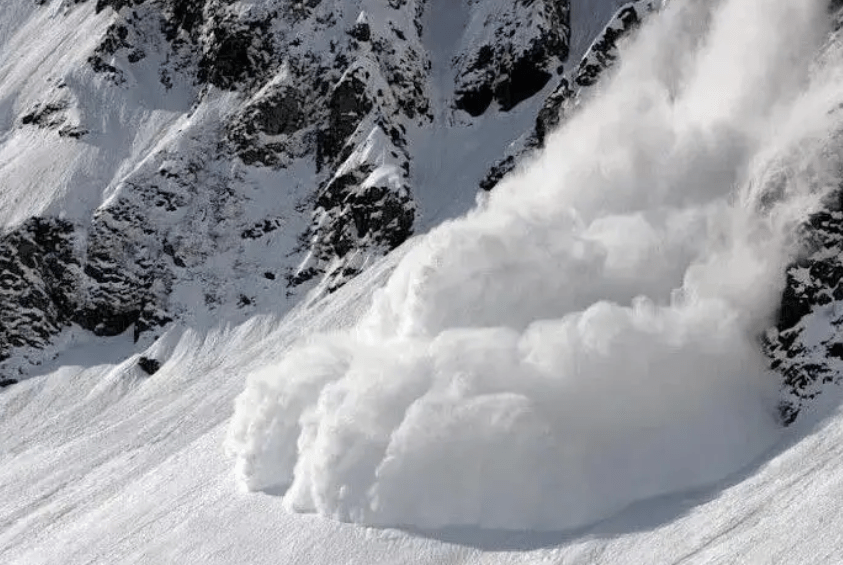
228 0 843 531
6 0 843 563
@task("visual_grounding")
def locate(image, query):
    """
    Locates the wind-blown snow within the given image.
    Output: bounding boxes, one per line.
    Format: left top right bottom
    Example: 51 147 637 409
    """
228 0 843 531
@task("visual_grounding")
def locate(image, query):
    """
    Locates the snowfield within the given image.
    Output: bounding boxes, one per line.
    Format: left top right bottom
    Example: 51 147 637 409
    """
4 0 843 562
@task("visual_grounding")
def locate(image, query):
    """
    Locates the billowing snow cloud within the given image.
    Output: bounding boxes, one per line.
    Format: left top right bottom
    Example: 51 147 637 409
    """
228 0 843 531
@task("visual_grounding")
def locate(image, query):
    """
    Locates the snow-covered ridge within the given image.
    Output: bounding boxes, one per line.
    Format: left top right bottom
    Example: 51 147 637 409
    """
0 0 599 376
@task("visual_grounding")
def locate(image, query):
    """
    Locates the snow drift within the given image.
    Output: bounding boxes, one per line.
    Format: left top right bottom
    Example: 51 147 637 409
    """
228 0 843 531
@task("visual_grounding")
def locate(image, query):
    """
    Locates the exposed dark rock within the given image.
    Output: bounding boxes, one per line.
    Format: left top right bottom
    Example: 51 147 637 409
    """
228 83 314 167
534 78 574 145
137 356 161 375
197 18 275 90
162 0 205 40
291 159 415 291
255 92 307 137
495 41 558 112
573 4 645 88
58 126 89 139
134 304 174 342
20 103 67 127
764 192 843 424
0 218 80 364
827 342 843 359
454 0 570 116
0 379 18 388
479 155 517 191
88 54 126 83
480 1 654 190
21 97 87 138
455 84 494 118
94 0 145 13
241 219 282 240
317 69 375 172
78 203 158 338
349 14 371 42
99 24 131 56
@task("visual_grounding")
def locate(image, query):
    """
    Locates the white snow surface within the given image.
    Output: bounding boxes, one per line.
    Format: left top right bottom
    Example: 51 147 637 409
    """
229 0 843 531
5 0 843 562
5 245 843 565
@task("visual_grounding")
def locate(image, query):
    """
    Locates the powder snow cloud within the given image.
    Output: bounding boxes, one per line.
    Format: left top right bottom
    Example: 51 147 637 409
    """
228 0 843 531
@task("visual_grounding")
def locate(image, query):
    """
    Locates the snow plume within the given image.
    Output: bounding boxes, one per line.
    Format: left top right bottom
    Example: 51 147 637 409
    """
228 0 843 531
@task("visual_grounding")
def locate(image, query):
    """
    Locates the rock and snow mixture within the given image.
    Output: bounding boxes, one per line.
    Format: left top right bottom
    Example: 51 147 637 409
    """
228 0 843 530
1 0 843 472
0 0 580 374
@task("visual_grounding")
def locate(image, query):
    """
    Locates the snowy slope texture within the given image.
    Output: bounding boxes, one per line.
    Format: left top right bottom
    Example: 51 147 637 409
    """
8 271 843 565
0 0 593 377
229 0 843 531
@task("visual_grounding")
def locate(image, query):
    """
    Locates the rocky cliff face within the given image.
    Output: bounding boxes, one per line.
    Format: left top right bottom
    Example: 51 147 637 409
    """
0 0 586 376
452 0 571 117
3 0 843 426
481 0 656 190
0 218 79 366
765 190 843 424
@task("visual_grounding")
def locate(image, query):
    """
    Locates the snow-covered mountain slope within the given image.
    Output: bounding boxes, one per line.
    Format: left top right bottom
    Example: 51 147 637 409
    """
3 248 843 565
6 0 843 562
3 0 631 376
226 0 843 532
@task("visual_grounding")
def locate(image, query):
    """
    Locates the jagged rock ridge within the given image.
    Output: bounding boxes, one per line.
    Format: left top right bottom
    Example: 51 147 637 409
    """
481 0 656 190
0 0 580 376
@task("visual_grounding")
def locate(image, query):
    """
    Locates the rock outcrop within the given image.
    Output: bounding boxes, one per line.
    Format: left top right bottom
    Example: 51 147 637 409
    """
765 192 843 424
2 0 577 375
453 0 571 117
481 0 656 190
